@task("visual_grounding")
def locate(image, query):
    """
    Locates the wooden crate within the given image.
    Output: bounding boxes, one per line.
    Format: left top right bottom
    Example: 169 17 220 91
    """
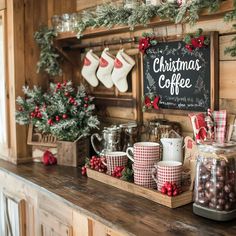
87 168 193 208
27 124 57 162
27 125 90 166
57 138 90 167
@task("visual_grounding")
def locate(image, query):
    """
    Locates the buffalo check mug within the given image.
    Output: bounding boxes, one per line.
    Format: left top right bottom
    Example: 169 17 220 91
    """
102 151 128 175
152 161 182 191
126 142 160 169
133 166 156 189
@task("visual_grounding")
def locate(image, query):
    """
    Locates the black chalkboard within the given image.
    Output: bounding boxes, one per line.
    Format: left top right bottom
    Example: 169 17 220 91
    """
143 41 211 111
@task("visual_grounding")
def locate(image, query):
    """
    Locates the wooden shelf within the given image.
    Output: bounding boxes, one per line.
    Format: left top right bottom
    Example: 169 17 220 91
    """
55 0 234 41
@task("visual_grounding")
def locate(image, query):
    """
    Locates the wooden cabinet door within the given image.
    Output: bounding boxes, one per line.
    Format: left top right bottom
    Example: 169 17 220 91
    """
39 209 72 236
0 1 5 10
88 219 126 236
0 190 26 236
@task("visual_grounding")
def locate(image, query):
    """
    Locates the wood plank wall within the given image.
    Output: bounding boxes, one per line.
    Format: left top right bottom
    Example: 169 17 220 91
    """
3 0 77 163
0 0 5 10
5 1 236 162
74 2 236 137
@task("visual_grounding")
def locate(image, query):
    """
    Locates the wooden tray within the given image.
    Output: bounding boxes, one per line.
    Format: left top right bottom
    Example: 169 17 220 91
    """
86 168 193 208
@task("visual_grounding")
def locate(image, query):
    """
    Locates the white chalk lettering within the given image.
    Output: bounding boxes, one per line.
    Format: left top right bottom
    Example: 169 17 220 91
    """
158 73 192 95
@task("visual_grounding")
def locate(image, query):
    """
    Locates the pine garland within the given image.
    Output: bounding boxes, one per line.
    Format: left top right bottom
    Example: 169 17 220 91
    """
35 1 236 75
34 27 62 77
75 1 224 38
16 81 100 141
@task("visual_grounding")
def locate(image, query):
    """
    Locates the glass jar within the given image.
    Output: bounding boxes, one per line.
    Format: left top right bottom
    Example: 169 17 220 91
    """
51 15 62 32
148 120 161 142
147 119 170 142
159 124 172 138
124 0 140 9
70 12 81 31
145 0 161 5
194 145 236 220
61 13 71 32
120 122 138 151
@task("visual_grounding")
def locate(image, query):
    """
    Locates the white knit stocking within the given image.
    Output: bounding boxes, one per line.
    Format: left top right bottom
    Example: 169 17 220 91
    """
81 50 99 87
111 49 135 92
96 48 115 88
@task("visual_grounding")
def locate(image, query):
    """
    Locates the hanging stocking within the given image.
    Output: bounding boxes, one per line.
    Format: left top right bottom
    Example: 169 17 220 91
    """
81 50 99 87
111 49 135 93
96 48 115 88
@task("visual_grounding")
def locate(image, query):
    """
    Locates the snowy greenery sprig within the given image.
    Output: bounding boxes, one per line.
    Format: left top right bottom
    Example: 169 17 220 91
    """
34 27 62 77
75 1 224 38
16 81 100 142
34 0 236 77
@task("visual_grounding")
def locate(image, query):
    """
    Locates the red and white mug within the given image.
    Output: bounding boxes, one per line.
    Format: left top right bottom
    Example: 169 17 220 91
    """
126 142 160 168
133 166 156 189
152 161 182 191
102 151 128 175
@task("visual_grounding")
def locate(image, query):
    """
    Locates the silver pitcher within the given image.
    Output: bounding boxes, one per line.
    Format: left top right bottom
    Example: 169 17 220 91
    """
91 126 122 156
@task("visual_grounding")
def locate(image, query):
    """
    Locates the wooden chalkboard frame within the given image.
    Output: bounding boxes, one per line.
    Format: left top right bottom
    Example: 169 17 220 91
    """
141 31 219 114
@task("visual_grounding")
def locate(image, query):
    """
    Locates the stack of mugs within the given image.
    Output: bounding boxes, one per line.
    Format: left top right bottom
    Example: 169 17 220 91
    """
126 142 160 188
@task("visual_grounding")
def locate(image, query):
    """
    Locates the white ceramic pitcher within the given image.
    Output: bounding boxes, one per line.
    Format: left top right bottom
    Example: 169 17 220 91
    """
160 130 183 163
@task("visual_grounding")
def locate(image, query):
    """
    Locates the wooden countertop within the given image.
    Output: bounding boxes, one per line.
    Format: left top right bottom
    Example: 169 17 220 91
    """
0 160 235 236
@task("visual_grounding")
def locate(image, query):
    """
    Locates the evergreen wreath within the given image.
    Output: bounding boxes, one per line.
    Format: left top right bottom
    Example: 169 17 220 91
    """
15 81 100 142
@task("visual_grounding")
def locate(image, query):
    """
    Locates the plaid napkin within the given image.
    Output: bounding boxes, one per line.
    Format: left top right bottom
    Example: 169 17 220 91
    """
213 110 227 143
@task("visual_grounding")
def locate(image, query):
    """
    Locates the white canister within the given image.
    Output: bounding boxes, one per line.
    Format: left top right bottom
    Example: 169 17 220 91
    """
160 130 183 162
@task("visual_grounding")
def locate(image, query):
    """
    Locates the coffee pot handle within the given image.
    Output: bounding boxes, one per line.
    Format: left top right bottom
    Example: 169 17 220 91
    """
126 147 134 162
91 133 103 156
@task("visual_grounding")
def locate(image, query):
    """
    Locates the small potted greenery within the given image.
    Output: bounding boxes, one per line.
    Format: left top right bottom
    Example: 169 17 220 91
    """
16 81 100 166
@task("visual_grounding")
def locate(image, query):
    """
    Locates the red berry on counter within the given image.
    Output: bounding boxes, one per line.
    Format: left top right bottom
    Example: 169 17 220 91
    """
81 166 87 176
173 189 179 196
167 191 173 197
167 186 172 192
164 182 170 188
161 186 167 194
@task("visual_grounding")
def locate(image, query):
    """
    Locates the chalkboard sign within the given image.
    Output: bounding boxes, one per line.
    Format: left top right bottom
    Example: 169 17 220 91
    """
143 40 213 111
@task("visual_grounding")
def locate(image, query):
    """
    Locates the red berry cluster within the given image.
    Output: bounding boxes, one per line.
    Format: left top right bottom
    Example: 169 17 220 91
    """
54 82 67 93
30 106 42 119
69 96 76 105
89 156 106 172
81 156 107 176
81 166 87 176
43 150 57 166
112 166 125 178
161 182 181 197
47 113 68 126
